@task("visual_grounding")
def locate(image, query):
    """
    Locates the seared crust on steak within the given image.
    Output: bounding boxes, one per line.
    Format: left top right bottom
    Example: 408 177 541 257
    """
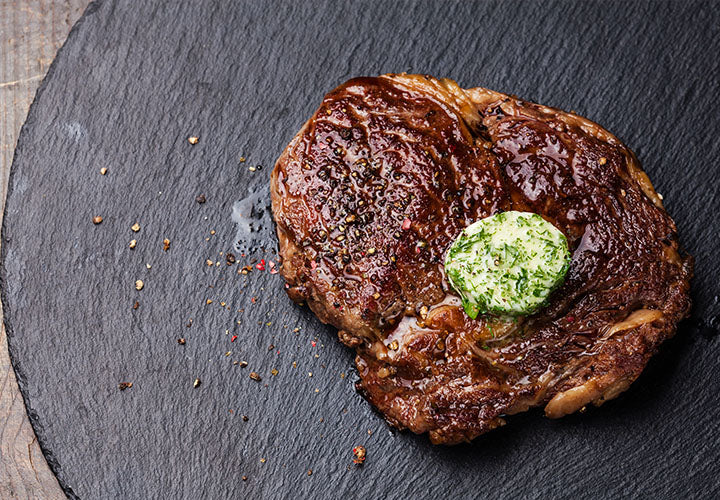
270 74 692 444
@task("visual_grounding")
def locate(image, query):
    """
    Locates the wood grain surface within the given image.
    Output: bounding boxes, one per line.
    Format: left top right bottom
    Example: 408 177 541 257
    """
0 1 89 498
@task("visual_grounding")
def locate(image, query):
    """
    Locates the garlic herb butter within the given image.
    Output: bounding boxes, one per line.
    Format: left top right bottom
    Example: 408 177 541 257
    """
445 211 571 319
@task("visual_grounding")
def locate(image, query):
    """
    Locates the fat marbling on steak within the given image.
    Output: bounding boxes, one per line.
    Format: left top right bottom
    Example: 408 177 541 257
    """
270 74 692 444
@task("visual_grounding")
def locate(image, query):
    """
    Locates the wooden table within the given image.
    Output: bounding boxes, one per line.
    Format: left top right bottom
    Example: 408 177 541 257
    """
0 1 90 497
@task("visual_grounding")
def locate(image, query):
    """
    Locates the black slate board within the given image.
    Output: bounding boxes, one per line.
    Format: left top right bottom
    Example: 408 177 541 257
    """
3 1 720 498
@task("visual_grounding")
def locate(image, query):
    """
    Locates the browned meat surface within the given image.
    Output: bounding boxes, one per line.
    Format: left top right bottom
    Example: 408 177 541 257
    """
270 74 692 444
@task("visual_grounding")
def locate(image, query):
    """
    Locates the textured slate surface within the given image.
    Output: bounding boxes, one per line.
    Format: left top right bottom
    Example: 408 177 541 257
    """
2 0 720 498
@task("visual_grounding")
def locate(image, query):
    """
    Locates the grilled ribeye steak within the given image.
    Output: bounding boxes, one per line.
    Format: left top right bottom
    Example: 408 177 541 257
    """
270 74 692 444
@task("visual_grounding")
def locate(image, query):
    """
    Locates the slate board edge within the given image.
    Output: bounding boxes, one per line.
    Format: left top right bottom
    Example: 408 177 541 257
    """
0 2 104 498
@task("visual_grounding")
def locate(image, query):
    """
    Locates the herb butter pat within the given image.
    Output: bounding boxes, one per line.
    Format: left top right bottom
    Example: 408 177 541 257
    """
445 211 571 319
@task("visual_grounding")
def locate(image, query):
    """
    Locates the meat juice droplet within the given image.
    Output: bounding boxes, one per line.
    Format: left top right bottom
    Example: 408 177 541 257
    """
691 295 720 338
231 188 273 255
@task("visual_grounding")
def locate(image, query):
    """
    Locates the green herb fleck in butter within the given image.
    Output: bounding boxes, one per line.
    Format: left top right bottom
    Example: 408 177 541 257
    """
445 211 571 319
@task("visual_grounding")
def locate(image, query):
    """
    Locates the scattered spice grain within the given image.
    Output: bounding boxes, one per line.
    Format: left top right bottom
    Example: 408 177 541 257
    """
352 446 366 465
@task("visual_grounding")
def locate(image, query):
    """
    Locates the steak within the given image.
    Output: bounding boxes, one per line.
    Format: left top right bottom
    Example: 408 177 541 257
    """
270 74 692 444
